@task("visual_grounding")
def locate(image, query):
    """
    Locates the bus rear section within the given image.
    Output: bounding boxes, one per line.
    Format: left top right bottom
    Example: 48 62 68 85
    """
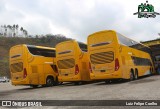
88 30 122 80
56 40 90 84
88 30 154 82
10 44 58 87
10 45 28 85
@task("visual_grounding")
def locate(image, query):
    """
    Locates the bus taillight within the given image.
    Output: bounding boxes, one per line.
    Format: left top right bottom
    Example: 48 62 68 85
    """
23 68 27 78
115 58 120 71
75 64 79 75
89 62 92 73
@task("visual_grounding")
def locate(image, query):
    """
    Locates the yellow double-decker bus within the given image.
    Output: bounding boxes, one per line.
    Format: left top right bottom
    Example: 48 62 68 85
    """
10 44 58 87
56 40 90 85
87 30 154 82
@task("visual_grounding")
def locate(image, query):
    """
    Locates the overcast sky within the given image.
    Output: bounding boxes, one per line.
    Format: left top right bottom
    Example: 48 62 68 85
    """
0 0 160 42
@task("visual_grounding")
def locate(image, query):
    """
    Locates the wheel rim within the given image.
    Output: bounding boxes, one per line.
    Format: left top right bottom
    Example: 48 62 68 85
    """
47 78 52 86
135 73 138 79
150 69 152 75
130 72 133 80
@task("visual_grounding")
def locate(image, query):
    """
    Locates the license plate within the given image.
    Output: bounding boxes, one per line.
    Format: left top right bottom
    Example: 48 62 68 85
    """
100 70 106 72
64 74 68 76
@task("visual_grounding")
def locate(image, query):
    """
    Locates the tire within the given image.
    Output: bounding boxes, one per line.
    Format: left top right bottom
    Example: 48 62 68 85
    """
30 85 38 88
46 77 54 87
53 81 58 86
59 82 63 85
135 70 138 80
105 80 111 84
150 68 153 76
130 70 134 81
74 81 81 85
53 77 59 86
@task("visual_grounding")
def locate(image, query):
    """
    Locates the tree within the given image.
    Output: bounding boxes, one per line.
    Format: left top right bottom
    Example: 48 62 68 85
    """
0 25 3 36
23 29 28 37
20 27 23 37
16 24 19 37
13 24 16 37
7 25 12 37
4 25 7 37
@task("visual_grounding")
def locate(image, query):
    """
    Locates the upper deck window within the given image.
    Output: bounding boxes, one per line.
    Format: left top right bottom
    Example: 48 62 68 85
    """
117 33 152 55
78 42 87 52
27 45 55 57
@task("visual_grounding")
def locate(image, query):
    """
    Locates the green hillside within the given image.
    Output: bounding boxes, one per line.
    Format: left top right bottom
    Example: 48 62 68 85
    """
0 35 72 78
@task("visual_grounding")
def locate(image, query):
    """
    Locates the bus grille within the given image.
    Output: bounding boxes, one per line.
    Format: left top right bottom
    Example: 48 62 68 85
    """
90 51 114 64
10 62 23 73
57 58 75 69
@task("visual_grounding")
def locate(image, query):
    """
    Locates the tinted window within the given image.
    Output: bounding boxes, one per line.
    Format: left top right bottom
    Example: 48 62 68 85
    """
117 33 152 55
78 42 87 52
131 56 152 66
117 33 138 46
27 46 55 57
155 55 160 61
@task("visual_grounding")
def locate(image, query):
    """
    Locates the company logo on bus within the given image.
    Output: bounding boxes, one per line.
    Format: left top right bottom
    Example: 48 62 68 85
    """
133 0 160 18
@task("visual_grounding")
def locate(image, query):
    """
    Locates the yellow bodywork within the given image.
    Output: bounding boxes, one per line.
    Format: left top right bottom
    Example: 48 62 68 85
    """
88 30 154 80
9 44 58 86
56 40 90 82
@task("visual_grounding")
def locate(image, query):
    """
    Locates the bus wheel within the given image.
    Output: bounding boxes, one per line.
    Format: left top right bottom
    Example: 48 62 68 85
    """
135 69 138 80
130 70 134 81
53 77 59 86
150 68 153 76
46 77 54 87
105 80 111 84
30 85 38 88
59 82 63 85
74 82 81 85
53 81 59 86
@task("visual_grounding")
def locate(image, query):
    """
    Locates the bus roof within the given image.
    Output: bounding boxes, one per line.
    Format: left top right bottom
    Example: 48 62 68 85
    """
88 30 150 49
88 30 116 38
10 44 55 50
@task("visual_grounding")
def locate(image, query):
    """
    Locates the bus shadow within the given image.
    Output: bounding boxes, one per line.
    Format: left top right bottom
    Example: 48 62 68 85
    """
95 79 128 85
61 81 102 86
17 84 64 90
17 86 44 91
0 85 60 97
129 75 157 84
95 75 157 85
